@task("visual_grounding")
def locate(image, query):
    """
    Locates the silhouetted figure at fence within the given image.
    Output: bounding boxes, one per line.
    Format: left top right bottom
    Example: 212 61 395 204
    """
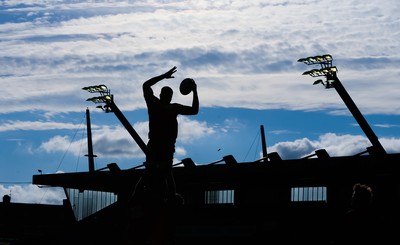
2 195 11 204
336 183 381 245
129 66 199 244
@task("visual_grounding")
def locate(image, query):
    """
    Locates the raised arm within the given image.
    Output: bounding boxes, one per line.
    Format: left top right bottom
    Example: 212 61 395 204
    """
143 66 177 95
191 82 199 114
177 80 199 115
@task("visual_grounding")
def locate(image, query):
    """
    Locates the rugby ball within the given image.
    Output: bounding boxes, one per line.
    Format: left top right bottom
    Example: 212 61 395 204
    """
179 78 195 95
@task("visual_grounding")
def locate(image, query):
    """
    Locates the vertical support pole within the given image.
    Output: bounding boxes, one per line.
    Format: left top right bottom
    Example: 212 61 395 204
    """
85 108 96 172
260 125 268 158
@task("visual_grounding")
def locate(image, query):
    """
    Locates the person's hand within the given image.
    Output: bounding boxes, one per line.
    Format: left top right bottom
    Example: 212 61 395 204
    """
164 66 177 79
192 80 197 91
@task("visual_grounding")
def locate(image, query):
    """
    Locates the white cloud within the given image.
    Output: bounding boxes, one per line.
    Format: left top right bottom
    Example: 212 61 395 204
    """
177 116 216 143
38 125 145 159
0 184 65 205
380 137 400 153
374 124 400 129
38 117 216 159
269 133 400 159
174 146 186 159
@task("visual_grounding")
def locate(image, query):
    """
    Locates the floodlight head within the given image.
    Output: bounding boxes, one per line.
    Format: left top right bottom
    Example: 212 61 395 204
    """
302 66 337 77
86 95 112 104
86 96 103 103
302 69 325 77
322 54 332 61
84 84 113 112
313 79 323 85
82 84 109 93
298 54 333 66
299 54 338 89
297 56 317 65
98 84 108 91
297 58 307 63
302 69 317 76
96 105 112 113
329 66 337 72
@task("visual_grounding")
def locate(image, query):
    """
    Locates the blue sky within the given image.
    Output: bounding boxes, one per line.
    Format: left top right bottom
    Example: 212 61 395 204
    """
1 0 400 204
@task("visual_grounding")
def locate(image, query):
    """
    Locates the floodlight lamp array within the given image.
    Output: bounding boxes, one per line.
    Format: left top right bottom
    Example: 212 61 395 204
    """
302 66 337 77
82 84 109 93
297 54 332 67
298 54 337 89
82 84 113 112
86 95 111 103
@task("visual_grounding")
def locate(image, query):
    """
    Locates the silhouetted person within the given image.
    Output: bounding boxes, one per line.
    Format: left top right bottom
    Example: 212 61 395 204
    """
142 66 198 197
2 194 10 204
337 183 381 245
129 66 198 245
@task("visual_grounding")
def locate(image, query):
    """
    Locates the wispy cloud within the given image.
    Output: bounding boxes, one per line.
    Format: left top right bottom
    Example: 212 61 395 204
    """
374 123 400 128
1 0 399 114
0 120 83 132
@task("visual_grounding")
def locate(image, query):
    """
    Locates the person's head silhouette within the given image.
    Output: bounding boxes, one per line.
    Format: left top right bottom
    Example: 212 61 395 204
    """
160 86 173 104
351 183 373 209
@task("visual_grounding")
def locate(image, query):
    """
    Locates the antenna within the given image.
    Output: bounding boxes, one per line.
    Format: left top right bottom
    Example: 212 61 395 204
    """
85 108 96 172
260 125 267 158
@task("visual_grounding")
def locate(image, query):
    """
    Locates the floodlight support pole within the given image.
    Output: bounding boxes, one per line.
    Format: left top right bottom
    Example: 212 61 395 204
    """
106 98 148 155
330 74 386 156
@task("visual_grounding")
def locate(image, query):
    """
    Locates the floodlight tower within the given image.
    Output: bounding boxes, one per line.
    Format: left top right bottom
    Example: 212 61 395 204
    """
82 84 148 155
298 55 386 156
